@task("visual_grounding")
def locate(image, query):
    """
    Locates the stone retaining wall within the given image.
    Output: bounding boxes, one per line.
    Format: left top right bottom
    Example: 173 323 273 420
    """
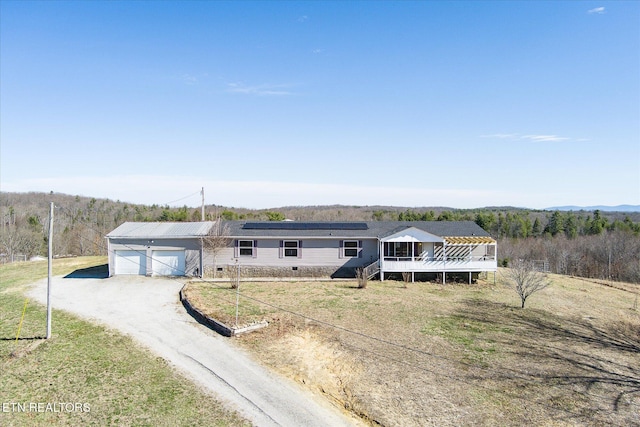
179 284 268 337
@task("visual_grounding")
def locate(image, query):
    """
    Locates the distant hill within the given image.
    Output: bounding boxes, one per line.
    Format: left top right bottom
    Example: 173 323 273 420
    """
546 205 640 212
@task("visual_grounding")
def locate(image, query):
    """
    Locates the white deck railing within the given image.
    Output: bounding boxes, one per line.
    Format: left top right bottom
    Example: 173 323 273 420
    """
381 256 497 272
362 259 381 279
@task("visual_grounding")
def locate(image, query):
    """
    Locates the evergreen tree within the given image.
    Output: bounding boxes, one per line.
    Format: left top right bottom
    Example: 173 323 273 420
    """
220 210 238 220
475 212 496 232
564 213 578 239
544 211 565 236
266 211 286 221
517 215 532 238
588 210 608 235
437 211 454 221
423 210 436 221
532 217 542 236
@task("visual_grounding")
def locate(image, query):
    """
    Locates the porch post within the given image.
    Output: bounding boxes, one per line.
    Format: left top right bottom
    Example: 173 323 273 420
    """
380 240 384 282
200 241 204 278
442 242 446 285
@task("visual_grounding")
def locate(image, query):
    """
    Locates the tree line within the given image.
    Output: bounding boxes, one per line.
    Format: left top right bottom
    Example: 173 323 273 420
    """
393 208 640 238
1 192 638 283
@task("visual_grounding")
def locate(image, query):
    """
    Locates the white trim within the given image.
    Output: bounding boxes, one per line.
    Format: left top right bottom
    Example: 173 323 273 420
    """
238 240 255 257
283 240 299 257
342 240 360 258
381 227 444 243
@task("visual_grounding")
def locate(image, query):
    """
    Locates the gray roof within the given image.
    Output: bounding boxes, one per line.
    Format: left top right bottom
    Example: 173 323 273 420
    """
106 222 214 239
224 221 490 239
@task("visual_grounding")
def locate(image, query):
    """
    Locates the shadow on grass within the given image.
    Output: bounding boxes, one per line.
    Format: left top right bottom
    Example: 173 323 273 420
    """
456 299 640 414
64 264 109 279
0 336 45 341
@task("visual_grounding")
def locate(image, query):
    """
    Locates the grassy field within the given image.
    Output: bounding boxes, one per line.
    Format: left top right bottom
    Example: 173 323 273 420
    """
0 257 249 427
185 273 640 426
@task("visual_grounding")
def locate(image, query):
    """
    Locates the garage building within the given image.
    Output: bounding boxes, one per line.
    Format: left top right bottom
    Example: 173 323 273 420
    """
106 221 214 277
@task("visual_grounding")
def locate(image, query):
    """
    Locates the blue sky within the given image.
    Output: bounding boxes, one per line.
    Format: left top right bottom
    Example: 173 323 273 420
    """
1 1 638 209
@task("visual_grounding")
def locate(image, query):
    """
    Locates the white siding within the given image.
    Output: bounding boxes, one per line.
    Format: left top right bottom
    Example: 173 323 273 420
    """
208 238 379 268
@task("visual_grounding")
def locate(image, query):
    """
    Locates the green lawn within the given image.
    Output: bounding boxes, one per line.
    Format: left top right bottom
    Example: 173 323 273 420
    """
0 257 249 427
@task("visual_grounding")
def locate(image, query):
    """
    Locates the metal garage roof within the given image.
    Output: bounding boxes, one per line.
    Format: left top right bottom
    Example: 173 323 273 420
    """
106 222 215 239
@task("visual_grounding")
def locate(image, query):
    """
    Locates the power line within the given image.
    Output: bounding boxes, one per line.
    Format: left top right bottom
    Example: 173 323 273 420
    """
161 191 202 207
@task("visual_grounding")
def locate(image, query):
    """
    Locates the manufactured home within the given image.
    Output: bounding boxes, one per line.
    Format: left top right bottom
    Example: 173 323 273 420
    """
106 220 497 282
211 221 497 283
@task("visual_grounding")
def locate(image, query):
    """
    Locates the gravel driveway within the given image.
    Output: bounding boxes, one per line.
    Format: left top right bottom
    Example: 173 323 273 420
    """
28 275 358 427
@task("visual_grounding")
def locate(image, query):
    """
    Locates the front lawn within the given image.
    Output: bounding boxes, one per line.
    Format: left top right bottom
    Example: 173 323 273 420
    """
1 258 249 426
186 273 640 426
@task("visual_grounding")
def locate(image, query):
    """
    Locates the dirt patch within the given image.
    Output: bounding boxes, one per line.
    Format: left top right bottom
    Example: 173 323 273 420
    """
5 339 45 361
266 330 365 412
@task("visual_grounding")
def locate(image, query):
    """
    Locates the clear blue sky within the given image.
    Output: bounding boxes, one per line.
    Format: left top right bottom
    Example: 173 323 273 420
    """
1 1 638 209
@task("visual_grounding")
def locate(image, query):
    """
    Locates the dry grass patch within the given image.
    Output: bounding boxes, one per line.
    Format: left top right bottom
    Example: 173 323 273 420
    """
187 274 640 426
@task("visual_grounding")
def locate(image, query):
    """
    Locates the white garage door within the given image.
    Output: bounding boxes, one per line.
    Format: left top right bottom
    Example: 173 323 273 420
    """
114 250 147 275
151 250 186 276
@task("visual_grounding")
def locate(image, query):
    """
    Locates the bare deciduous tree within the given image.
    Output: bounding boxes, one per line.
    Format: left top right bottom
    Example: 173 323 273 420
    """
356 267 368 289
401 271 411 288
0 226 41 260
201 220 231 278
502 259 551 308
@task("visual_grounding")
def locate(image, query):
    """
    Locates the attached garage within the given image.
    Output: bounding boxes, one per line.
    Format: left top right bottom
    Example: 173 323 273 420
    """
151 250 185 276
114 250 147 275
106 221 214 277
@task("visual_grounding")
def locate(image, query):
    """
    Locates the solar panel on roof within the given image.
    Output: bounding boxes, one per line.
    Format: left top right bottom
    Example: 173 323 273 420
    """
243 222 368 230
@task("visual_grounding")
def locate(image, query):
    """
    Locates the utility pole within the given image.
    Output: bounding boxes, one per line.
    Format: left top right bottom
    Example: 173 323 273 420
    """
201 187 205 221
235 259 240 327
46 202 53 339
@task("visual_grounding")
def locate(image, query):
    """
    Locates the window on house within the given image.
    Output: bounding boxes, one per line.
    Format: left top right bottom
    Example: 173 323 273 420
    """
414 242 424 258
283 240 299 257
384 242 411 258
238 240 254 256
343 240 360 257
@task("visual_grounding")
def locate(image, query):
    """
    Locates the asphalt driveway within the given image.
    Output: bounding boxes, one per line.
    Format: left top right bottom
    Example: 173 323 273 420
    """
27 275 358 427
